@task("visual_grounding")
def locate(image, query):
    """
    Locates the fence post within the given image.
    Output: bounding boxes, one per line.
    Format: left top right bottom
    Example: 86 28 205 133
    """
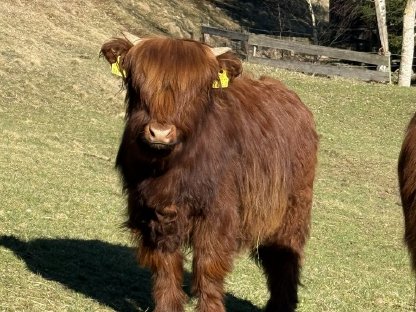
203 32 210 44
242 27 249 61
242 38 249 60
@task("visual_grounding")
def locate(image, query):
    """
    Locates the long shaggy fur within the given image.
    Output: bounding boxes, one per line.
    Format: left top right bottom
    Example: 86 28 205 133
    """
399 112 416 271
101 36 318 312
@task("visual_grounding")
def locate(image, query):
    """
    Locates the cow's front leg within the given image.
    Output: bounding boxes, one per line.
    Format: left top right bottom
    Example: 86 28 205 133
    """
130 202 188 311
138 244 186 312
192 213 237 312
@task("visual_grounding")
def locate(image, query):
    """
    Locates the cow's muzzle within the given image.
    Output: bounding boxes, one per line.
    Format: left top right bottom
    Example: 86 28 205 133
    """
143 122 178 150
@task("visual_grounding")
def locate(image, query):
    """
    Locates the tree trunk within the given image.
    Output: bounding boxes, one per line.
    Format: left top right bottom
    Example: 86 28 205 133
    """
306 0 318 45
374 0 389 54
398 0 416 87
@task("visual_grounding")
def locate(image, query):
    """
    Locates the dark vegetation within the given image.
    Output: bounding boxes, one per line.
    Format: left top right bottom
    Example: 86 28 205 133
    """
208 0 407 57
207 0 318 37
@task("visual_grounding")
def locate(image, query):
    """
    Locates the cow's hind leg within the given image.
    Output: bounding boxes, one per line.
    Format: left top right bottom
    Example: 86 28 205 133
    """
255 189 313 312
255 245 300 312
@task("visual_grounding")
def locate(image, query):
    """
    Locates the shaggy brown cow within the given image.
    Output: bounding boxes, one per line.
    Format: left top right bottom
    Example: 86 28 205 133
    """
100 33 318 312
398 112 416 271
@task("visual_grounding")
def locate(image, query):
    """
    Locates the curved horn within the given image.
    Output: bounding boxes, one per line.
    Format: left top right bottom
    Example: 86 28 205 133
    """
211 47 232 56
122 31 142 45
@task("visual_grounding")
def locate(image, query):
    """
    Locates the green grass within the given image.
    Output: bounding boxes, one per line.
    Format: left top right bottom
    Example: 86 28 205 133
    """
2 1 416 311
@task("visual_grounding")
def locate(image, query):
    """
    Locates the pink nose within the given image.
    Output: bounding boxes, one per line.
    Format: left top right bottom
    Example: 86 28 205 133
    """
144 122 177 145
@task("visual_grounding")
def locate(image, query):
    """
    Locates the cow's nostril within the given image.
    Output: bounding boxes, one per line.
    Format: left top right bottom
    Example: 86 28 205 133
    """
145 123 177 145
149 127 156 138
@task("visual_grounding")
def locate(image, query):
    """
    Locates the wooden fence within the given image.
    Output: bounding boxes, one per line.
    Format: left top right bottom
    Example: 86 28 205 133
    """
201 25 391 83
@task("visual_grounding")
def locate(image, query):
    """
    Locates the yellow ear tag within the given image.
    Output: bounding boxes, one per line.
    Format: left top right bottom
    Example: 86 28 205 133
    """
111 56 126 77
212 70 229 89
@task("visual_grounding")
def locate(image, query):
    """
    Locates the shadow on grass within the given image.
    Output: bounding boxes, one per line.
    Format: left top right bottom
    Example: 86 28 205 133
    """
0 235 261 312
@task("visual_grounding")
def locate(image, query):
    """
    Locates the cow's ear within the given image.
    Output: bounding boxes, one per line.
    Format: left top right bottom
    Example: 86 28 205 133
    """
216 51 242 81
100 38 134 67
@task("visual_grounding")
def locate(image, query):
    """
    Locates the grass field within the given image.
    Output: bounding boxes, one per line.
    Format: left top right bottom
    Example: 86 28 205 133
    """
2 1 416 311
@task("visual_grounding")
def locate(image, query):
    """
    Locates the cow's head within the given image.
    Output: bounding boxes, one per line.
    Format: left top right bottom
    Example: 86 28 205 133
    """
100 33 242 158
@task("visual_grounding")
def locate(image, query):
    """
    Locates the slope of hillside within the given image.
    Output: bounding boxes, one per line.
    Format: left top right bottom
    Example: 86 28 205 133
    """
0 0 240 122
0 0 331 99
